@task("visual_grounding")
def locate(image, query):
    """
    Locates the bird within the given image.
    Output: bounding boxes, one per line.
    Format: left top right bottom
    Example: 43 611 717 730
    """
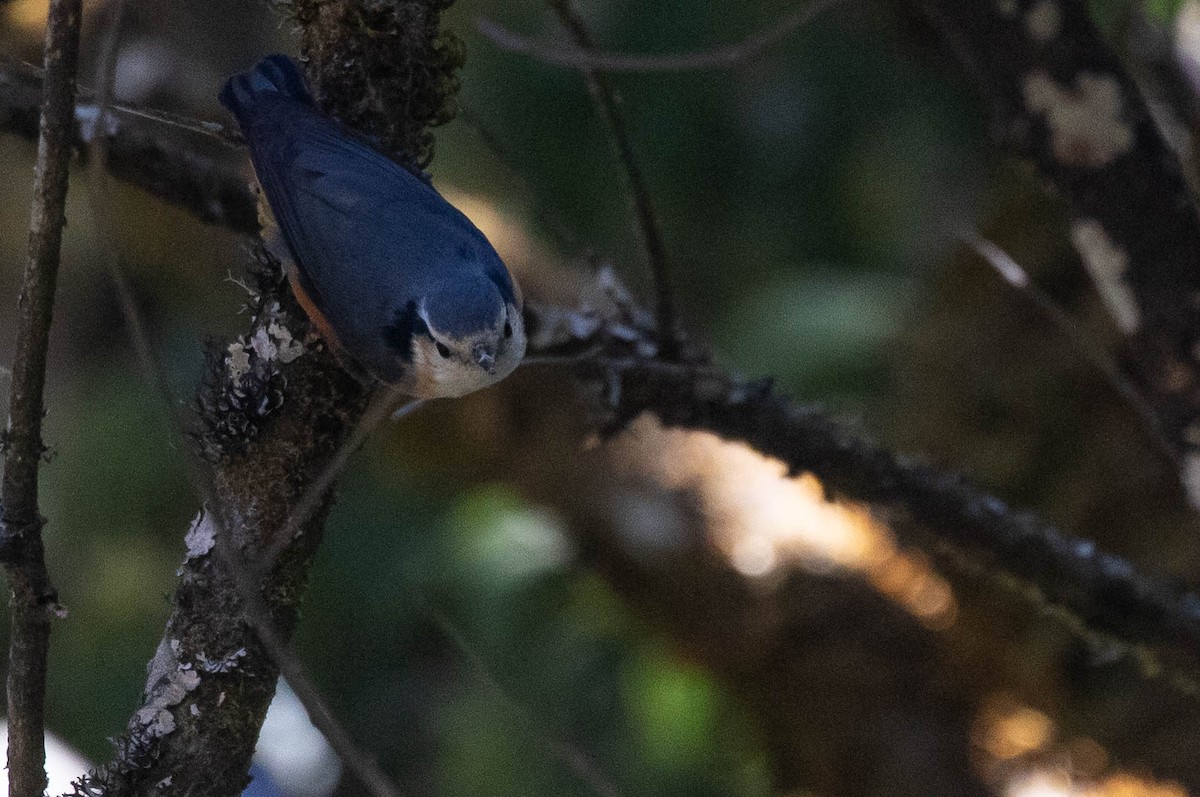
219 55 525 398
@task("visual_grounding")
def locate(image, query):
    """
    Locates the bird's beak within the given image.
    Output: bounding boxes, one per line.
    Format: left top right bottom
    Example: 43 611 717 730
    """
473 342 496 373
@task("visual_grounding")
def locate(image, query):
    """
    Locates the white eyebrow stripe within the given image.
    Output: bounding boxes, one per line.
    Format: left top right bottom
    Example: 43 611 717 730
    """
415 298 432 326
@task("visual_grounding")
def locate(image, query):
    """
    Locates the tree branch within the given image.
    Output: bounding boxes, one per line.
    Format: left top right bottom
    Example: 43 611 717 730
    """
2 55 1193 718
590 359 1200 677
0 56 257 234
545 0 679 358
0 3 81 796
82 3 464 795
902 0 1200 506
514 288 1200 696
4 7 1198 787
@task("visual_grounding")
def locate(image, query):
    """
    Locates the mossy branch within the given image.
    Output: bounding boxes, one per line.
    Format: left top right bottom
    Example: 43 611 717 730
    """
82 3 461 796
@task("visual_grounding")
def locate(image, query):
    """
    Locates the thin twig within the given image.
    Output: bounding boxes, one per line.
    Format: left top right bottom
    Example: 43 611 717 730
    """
546 0 679 358
965 237 1178 465
0 57 258 234
84 0 178 423
0 53 241 145
0 2 82 796
412 588 622 797
456 102 581 253
257 388 416 574
478 0 840 73
106 103 241 144
214 536 405 797
389 397 426 421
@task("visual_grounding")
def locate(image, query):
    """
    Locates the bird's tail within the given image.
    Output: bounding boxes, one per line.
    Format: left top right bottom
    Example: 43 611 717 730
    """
219 55 313 119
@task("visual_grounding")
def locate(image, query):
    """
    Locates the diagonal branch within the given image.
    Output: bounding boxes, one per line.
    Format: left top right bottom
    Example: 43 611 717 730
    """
522 295 1200 690
0 2 82 797
77 8 409 797
83 2 465 795
902 0 1200 507
594 357 1200 677
5 50 1197 700
545 0 679 358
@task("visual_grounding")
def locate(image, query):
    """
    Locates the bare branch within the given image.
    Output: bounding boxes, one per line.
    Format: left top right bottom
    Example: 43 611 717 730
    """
965 236 1176 464
415 593 623 797
0 57 257 234
0 30 80 564
904 0 1200 506
477 0 840 73
577 354 1200 681
514 287 1200 689
256 387 412 576
0 2 81 796
546 0 679 358
214 534 406 797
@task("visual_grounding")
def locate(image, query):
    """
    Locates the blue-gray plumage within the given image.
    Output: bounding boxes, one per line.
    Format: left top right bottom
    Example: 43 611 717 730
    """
219 55 525 397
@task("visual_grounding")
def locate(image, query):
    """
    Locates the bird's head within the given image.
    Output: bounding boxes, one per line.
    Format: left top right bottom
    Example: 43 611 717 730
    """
385 277 525 398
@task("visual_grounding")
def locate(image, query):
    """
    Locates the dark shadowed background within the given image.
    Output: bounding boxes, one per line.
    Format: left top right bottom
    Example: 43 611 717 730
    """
1 0 1198 795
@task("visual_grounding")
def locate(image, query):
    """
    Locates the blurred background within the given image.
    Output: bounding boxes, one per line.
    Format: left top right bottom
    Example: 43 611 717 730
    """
0 0 1199 795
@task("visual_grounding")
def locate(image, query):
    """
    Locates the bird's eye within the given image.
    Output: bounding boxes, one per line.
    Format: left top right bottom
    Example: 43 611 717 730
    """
503 321 513 339
435 341 451 358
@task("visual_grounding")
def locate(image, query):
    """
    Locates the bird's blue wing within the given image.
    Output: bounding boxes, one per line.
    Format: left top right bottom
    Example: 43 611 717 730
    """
223 54 520 382
242 96 490 361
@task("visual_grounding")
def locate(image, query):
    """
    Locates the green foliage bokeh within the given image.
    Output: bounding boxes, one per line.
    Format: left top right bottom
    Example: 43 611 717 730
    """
0 0 1179 793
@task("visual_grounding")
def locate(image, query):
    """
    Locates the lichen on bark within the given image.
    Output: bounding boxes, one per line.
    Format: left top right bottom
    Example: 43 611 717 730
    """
84 2 463 795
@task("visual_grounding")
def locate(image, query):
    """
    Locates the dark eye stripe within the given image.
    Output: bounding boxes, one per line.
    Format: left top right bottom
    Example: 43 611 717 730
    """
436 341 451 358
384 301 428 363
503 321 512 338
